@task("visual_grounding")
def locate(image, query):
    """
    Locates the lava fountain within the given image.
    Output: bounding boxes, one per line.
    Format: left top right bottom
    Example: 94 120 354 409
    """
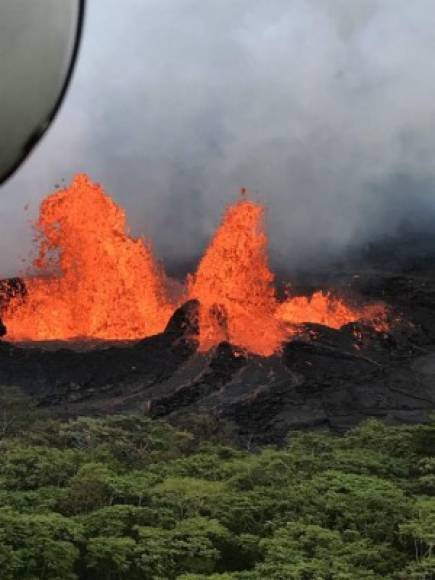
188 194 287 355
1 175 388 353
2 175 173 341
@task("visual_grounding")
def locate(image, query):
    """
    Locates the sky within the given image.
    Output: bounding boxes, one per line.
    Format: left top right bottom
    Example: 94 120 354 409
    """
1 0 435 276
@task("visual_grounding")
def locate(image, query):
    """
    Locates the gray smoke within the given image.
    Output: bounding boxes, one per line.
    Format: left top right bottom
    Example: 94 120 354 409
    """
2 0 435 277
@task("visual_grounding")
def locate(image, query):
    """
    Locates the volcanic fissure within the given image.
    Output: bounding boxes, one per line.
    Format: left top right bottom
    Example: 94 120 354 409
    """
0 174 387 354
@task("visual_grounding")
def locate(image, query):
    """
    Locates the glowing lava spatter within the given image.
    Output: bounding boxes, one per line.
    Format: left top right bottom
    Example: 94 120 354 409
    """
188 197 287 356
276 291 387 331
188 195 387 354
2 175 388 352
3 175 173 341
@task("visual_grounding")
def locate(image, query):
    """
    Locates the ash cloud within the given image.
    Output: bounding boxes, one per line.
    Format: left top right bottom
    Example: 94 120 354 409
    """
1 0 435 277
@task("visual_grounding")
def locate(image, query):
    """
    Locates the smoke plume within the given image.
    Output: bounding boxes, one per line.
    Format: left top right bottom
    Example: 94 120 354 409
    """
2 0 435 276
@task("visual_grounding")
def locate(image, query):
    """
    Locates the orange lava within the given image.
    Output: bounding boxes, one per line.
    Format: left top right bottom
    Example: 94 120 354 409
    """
276 291 387 331
188 198 287 356
2 175 388 353
188 196 388 355
3 175 173 341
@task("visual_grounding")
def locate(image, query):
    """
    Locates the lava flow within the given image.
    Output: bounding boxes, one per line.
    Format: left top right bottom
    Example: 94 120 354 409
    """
276 291 387 332
1 175 388 353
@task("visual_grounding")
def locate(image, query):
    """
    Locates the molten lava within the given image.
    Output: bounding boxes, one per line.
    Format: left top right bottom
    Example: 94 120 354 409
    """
276 291 387 331
187 196 387 354
2 175 388 353
188 198 286 355
3 175 173 341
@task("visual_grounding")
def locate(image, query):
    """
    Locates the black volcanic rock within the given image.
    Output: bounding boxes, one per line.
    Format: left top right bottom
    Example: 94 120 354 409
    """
0 269 434 444
149 342 247 418
163 298 200 339
0 300 199 408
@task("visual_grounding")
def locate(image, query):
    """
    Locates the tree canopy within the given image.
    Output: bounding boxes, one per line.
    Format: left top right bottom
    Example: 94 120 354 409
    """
0 390 433 579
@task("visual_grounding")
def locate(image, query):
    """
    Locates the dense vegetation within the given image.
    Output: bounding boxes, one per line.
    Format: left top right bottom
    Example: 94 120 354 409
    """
0 387 433 579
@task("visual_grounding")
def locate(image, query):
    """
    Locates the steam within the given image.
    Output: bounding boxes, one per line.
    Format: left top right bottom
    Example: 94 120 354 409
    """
2 0 435 276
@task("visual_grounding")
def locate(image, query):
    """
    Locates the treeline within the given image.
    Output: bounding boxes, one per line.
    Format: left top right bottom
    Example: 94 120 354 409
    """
0 387 433 579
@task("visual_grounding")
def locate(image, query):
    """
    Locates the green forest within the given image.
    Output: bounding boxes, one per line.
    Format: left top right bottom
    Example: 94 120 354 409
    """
0 388 433 579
